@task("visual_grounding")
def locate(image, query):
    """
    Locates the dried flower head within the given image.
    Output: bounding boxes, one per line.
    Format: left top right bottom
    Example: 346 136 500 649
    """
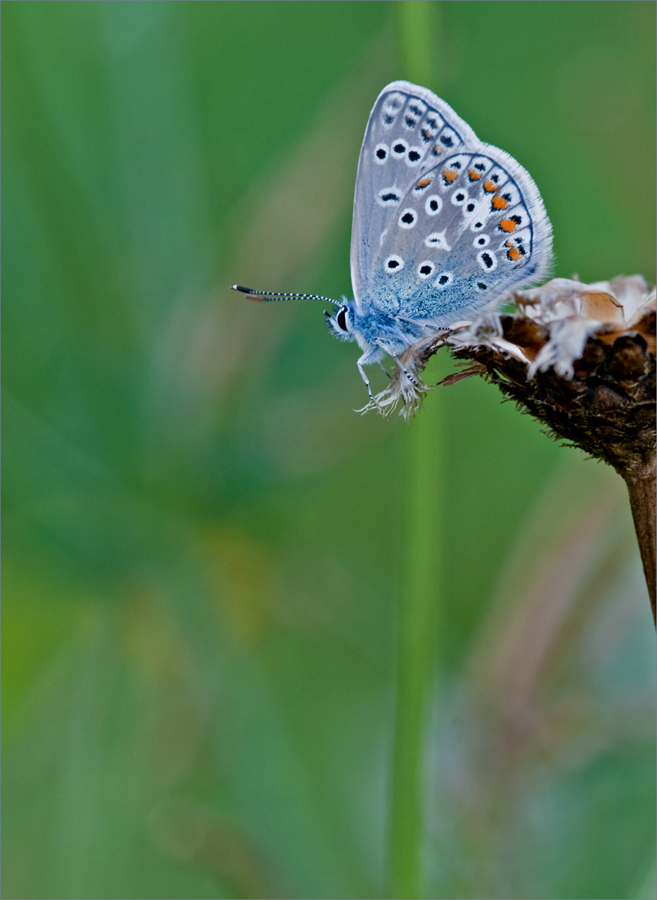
375 275 654 466
373 274 656 616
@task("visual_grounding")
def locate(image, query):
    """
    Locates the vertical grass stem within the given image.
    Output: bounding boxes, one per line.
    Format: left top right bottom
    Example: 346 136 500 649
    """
390 4 441 898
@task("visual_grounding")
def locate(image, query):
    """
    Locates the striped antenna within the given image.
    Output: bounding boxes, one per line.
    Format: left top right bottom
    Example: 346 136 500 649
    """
231 285 341 306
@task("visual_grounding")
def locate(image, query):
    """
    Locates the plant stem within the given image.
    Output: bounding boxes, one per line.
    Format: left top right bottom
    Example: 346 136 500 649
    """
396 0 437 87
391 397 441 899
622 462 656 624
390 5 441 898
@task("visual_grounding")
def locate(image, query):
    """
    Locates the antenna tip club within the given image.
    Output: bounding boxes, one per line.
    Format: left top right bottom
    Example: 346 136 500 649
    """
231 285 263 301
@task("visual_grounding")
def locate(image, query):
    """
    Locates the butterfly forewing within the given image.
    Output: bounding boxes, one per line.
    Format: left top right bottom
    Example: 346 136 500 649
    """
350 82 477 312
351 82 552 325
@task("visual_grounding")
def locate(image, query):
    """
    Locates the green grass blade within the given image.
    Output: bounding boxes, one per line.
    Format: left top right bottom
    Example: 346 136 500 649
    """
389 5 442 898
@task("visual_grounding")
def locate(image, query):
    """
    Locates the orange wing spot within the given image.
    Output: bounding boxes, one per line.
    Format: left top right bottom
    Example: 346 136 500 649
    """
506 247 524 262
492 195 508 209
499 218 517 232
468 170 481 181
442 169 458 183
416 176 432 188
432 144 443 155
483 180 497 192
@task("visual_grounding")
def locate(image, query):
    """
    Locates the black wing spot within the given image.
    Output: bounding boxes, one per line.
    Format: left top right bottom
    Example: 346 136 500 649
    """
408 150 421 162
384 114 394 124
466 202 475 212
473 221 484 229
376 147 387 159
393 142 406 153
481 253 493 268
381 192 399 202
441 135 454 147
477 282 487 291
401 212 415 224
438 274 449 285
420 264 432 275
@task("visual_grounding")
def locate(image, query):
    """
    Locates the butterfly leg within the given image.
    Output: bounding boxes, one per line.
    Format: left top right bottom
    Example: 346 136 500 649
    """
393 356 419 386
377 362 392 379
377 343 419 387
357 359 376 402
356 347 385 402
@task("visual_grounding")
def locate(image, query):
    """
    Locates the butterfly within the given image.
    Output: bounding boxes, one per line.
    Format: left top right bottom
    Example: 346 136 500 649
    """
233 80 552 406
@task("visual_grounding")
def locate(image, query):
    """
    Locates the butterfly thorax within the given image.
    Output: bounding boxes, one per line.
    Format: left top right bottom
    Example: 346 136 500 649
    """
326 299 430 361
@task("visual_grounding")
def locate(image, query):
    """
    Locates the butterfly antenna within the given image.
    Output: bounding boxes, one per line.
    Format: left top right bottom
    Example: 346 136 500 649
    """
231 285 341 306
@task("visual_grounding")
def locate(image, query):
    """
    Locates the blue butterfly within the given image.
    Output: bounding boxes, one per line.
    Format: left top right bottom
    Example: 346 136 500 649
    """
233 81 552 403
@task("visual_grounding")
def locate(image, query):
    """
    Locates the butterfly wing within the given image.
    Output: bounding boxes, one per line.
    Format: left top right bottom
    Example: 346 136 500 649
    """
350 81 552 325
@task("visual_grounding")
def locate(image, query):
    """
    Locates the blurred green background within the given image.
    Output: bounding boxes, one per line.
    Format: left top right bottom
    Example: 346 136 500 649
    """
3 2 655 898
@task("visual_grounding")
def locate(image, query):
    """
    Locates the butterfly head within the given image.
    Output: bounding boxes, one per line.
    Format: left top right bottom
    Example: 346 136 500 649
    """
324 301 356 343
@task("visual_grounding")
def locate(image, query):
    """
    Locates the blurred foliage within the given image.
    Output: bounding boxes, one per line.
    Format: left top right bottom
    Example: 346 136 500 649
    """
2 2 655 899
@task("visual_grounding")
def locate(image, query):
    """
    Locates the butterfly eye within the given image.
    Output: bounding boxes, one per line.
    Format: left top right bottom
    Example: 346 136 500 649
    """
336 306 349 331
